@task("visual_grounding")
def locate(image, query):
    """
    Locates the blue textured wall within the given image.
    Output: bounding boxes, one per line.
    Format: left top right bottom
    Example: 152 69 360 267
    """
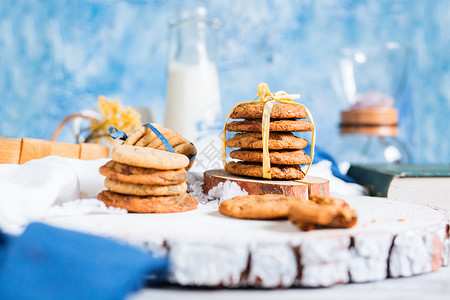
0 0 449 164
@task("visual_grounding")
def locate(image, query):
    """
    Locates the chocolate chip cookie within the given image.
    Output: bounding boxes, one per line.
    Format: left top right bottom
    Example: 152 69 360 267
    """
226 132 308 150
230 103 308 119
219 194 307 219
111 145 189 170
99 160 187 185
288 194 358 231
104 178 187 196
224 161 305 180
98 190 198 213
230 149 311 165
226 119 314 132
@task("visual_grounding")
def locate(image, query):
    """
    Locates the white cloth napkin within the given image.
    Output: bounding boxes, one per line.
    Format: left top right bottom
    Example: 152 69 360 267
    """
307 160 368 196
0 156 124 235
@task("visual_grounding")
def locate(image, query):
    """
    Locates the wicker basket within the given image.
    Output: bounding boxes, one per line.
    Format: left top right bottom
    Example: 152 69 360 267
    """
0 114 110 164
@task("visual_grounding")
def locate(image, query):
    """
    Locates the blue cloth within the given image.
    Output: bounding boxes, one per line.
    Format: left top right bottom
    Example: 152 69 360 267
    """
307 145 356 183
0 223 169 300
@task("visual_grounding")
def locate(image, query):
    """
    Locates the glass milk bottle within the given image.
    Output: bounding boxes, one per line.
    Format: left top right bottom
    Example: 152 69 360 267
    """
165 7 222 171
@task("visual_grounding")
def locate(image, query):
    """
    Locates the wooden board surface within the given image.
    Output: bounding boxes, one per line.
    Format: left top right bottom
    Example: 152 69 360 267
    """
0 137 110 164
0 138 22 164
43 196 450 288
203 169 329 199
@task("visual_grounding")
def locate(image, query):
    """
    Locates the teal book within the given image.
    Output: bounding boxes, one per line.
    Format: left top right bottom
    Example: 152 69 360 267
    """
347 164 450 209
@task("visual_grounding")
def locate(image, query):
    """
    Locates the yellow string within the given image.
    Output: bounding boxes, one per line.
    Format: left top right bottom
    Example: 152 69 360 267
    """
222 82 316 179
261 99 274 178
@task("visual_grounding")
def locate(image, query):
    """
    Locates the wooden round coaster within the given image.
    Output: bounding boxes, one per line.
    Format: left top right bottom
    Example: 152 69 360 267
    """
203 169 329 198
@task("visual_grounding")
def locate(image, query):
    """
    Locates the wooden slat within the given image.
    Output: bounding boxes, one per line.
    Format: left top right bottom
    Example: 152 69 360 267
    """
51 141 80 159
80 143 110 160
0 138 22 164
19 138 52 164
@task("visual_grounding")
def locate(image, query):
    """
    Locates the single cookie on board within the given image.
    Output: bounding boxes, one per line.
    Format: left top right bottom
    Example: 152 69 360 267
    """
308 194 351 208
230 149 311 165
226 119 314 132
104 178 187 196
225 161 305 180
226 132 308 150
98 190 198 213
219 194 307 219
111 145 189 170
99 160 187 185
230 103 308 119
288 194 358 231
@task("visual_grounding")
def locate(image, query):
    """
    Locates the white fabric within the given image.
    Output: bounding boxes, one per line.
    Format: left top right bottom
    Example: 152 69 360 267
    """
0 156 125 234
0 156 366 235
307 160 368 196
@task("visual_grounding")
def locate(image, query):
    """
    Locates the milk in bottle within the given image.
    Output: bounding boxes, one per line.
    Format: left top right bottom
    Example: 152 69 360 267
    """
165 6 222 170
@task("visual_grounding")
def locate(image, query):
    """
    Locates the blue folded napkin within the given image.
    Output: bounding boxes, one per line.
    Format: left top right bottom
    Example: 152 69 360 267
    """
0 223 169 300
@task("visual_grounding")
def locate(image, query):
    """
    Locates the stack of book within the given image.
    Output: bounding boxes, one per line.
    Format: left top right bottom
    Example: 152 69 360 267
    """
347 164 450 210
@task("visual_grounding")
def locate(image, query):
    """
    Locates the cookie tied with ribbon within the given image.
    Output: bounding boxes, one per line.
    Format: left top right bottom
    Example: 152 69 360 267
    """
118 123 197 170
222 82 316 180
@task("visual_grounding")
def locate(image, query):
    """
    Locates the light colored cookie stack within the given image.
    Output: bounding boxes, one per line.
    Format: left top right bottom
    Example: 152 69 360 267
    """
224 103 314 180
98 145 198 213
124 123 197 170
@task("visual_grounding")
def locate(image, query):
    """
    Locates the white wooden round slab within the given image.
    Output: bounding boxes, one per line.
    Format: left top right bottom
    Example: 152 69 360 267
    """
42 196 449 288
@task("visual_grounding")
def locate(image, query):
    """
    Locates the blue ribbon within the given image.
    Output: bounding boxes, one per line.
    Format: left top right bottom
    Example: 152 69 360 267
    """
188 143 197 162
108 127 128 141
143 124 175 153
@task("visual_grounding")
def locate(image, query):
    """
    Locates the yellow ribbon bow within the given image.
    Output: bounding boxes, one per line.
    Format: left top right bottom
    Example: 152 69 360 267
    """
223 82 316 179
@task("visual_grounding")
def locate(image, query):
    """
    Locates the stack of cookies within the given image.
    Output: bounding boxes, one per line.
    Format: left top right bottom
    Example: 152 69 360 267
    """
98 145 198 213
225 103 314 180
124 123 197 170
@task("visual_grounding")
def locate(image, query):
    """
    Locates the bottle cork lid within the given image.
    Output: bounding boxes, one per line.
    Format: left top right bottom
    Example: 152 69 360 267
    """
340 107 398 137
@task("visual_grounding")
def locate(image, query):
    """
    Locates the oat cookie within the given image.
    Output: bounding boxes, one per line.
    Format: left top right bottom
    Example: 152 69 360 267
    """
111 145 189 170
226 119 314 132
123 125 150 145
226 132 308 150
288 194 358 231
173 142 197 157
135 125 184 148
99 160 187 185
230 149 311 165
104 178 187 196
150 133 186 150
230 103 308 119
219 194 307 219
98 190 198 213
225 161 305 180
173 142 197 170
